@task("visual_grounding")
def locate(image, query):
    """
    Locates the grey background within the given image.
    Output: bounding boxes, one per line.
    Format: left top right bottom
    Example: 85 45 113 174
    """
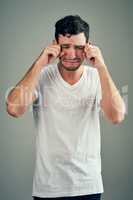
0 0 132 200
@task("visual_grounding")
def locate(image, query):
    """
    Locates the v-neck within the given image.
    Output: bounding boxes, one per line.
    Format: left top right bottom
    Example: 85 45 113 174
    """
56 64 86 90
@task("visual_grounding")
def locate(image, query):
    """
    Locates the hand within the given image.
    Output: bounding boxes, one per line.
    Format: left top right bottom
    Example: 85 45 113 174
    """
36 40 61 66
84 43 106 69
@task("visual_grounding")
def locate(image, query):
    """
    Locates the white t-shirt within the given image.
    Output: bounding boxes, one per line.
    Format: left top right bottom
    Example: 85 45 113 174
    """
32 64 104 198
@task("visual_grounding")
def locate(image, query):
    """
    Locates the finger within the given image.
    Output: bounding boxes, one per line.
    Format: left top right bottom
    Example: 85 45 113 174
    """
46 48 59 58
90 57 95 61
89 44 95 49
85 48 95 59
51 50 59 58
84 44 96 54
86 42 95 50
47 46 60 54
84 45 90 53
50 42 61 53
49 43 60 49
59 51 65 58
83 52 86 59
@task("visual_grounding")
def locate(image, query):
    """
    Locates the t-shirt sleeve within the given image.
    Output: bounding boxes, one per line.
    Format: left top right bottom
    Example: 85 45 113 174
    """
32 67 46 113
33 67 45 100
34 87 39 100
32 68 45 114
95 70 102 111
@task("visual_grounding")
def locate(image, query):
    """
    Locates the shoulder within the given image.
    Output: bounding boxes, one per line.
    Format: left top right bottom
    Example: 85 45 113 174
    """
40 63 56 76
84 65 99 81
38 63 57 81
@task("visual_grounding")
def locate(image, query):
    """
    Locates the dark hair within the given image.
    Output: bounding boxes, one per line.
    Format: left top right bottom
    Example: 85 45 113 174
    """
55 15 90 43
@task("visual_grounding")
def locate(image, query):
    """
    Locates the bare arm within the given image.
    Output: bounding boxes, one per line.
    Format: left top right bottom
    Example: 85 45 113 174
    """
6 61 44 117
6 42 61 117
97 65 125 124
84 43 125 124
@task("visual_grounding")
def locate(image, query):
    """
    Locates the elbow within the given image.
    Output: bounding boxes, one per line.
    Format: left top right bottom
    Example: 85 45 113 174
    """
111 103 126 124
102 101 126 124
103 109 125 124
111 113 125 124
6 103 25 118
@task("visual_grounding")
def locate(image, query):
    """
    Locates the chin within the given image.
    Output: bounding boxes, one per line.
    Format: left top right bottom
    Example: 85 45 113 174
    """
60 61 82 71
66 66 81 71
62 64 81 71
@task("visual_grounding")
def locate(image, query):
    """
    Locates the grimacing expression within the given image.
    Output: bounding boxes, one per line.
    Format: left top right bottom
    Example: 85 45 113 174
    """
58 33 87 71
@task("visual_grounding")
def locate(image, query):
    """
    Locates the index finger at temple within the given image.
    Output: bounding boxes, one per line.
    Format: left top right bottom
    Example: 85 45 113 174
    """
60 51 65 57
84 43 90 52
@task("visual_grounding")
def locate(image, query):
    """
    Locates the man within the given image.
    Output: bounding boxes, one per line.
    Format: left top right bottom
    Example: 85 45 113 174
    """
6 15 125 200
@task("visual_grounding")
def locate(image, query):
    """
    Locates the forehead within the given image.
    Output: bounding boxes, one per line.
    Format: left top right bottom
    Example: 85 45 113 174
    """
58 32 86 45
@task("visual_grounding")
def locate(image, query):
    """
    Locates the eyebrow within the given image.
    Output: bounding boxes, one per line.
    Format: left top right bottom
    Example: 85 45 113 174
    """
60 44 85 48
75 45 85 48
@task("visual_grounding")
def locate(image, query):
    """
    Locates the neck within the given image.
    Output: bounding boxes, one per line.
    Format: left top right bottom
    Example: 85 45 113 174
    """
57 63 84 85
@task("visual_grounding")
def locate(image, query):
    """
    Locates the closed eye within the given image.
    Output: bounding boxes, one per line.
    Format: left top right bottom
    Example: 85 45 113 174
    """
60 44 70 49
74 45 85 50
60 44 85 50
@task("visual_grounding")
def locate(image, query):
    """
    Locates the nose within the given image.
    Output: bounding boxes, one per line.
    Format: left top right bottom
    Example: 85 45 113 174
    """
67 47 76 59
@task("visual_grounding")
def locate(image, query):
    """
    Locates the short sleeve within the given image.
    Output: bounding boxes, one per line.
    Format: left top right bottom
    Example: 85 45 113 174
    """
32 67 45 111
33 67 45 100
95 70 102 111
33 87 39 100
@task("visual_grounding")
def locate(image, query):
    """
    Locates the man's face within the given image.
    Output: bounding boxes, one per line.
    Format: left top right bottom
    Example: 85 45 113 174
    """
58 33 86 71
